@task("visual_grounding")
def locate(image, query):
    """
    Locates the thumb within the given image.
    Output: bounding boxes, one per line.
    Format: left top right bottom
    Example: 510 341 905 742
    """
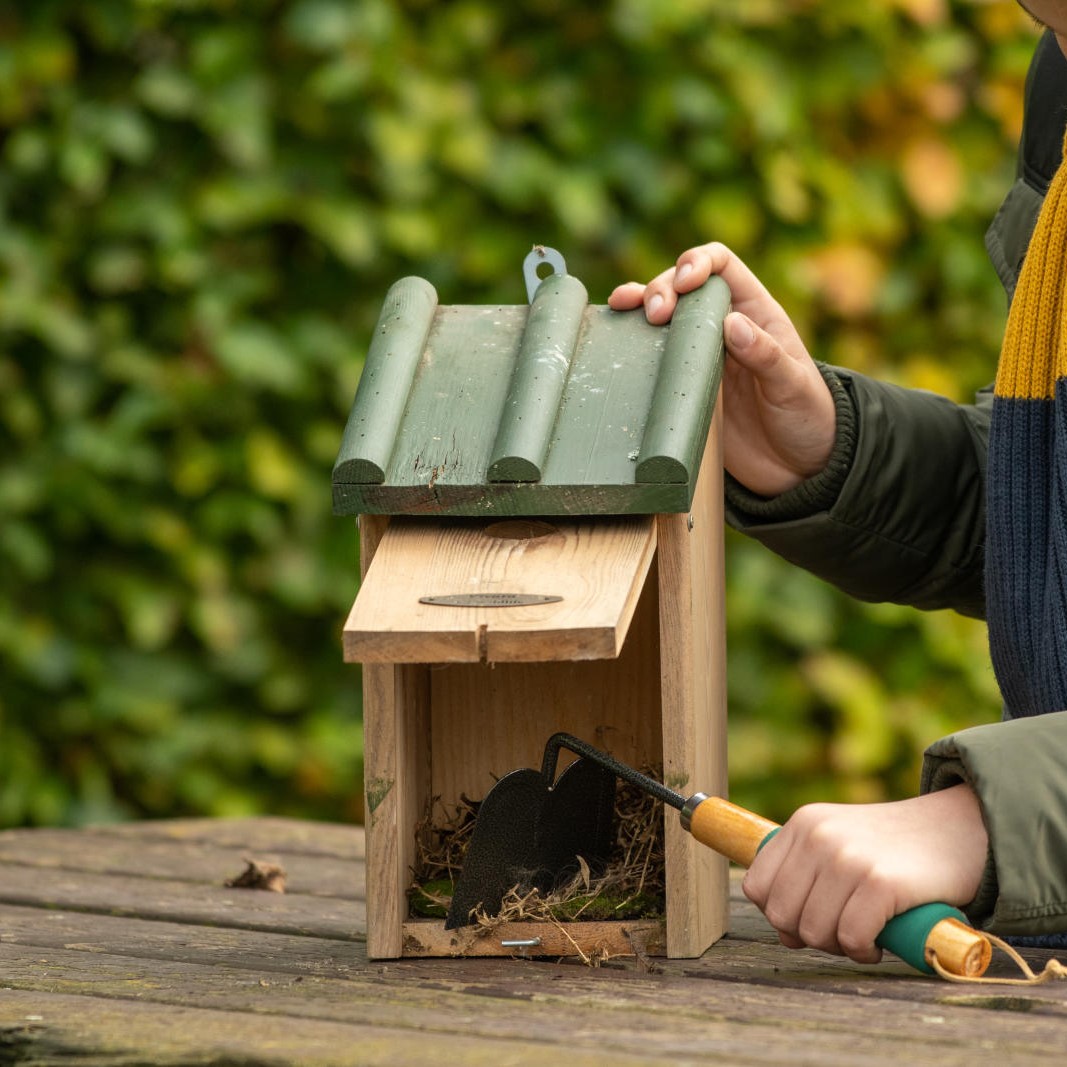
725 311 756 352
723 311 807 406
725 311 788 377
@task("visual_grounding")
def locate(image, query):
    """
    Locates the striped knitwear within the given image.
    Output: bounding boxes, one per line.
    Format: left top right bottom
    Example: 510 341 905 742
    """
987 126 1067 719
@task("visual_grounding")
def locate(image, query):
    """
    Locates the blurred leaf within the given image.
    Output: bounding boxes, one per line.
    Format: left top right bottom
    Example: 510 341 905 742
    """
901 136 964 218
0 0 1029 829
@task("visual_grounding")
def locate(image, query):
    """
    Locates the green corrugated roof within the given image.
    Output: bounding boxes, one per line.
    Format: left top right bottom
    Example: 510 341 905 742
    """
332 272 728 517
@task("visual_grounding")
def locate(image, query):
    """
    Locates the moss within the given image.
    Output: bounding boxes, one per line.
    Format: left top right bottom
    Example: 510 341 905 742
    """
548 890 664 921
408 879 453 918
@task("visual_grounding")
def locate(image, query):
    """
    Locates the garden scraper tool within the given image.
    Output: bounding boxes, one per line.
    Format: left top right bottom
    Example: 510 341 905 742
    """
447 732 993 979
444 744 617 932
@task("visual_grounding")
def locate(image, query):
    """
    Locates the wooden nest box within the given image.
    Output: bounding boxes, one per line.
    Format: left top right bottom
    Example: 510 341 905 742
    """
334 250 731 960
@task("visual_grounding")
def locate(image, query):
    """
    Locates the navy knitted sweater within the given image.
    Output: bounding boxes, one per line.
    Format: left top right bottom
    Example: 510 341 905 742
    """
986 125 1067 720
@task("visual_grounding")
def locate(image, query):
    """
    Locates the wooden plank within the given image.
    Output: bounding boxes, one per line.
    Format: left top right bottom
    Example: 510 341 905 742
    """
400 918 666 959
3 901 1063 1015
2 942 1065 1066
360 513 432 960
364 660 430 959
0 828 364 899
0 865 365 941
659 399 729 958
0 903 372 973
342 479 688 519
79 815 365 858
541 307 666 490
0 989 666 1067
382 304 522 490
343 515 656 663
0 903 932 991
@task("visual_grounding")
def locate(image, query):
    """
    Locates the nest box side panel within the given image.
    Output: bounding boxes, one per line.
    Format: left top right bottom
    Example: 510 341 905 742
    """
359 515 433 960
658 398 729 958
332 275 729 516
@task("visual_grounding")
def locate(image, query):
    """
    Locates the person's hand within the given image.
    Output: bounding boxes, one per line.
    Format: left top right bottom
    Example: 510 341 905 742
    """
741 784 989 964
609 242 837 497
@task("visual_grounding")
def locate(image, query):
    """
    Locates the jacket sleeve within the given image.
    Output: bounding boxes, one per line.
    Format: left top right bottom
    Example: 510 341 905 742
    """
723 34 1065 620
725 369 992 618
921 711 1067 936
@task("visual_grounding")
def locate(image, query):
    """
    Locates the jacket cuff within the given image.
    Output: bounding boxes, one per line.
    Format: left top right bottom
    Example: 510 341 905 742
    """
921 711 1067 936
919 756 1000 928
724 363 857 524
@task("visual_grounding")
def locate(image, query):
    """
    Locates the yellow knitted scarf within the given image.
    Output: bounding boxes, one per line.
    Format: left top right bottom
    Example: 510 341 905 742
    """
995 128 1067 401
986 124 1067 721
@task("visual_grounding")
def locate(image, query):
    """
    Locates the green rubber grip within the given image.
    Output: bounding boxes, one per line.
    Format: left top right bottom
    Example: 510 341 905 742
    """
756 829 967 975
875 902 969 975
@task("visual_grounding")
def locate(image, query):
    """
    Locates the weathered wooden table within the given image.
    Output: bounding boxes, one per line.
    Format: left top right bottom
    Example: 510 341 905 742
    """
0 817 1063 1065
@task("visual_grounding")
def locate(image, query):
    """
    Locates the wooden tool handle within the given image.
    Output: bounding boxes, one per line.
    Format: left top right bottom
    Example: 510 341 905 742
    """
686 794 778 867
683 795 991 978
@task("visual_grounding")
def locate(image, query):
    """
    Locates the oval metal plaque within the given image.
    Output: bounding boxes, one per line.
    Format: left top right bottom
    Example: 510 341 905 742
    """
419 593 563 608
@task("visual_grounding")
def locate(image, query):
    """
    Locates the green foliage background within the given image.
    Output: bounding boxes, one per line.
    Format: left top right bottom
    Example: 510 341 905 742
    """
0 0 1035 827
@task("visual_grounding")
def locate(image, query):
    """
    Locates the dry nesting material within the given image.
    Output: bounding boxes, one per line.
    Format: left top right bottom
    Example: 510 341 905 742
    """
409 768 665 924
224 857 287 893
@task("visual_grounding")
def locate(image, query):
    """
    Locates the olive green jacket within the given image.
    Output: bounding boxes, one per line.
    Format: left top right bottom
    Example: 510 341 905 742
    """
724 32 1067 936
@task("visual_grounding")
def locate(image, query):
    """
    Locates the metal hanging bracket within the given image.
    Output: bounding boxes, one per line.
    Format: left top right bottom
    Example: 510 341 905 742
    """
523 245 568 302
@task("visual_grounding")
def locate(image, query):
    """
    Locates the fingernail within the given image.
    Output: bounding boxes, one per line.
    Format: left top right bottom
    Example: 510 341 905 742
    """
728 315 754 347
647 294 664 318
676 263 693 285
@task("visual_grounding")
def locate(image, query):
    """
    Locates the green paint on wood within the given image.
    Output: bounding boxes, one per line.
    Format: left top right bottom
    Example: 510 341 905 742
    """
333 277 437 485
332 277 727 517
364 777 394 814
636 276 729 485
665 772 690 792
487 274 587 483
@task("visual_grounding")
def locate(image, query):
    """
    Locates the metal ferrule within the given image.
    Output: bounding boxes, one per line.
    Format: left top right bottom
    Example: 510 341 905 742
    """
679 792 710 833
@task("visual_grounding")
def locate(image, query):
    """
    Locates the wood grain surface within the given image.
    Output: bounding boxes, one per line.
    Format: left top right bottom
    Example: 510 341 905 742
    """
1 817 1064 1066
344 514 656 663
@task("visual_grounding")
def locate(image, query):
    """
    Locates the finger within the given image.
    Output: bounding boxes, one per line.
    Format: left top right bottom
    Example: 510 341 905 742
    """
607 282 646 310
741 826 791 910
609 270 681 324
672 247 716 294
761 860 820 947
640 267 682 324
795 867 859 957
680 242 776 313
724 312 811 405
834 880 891 966
744 832 820 946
